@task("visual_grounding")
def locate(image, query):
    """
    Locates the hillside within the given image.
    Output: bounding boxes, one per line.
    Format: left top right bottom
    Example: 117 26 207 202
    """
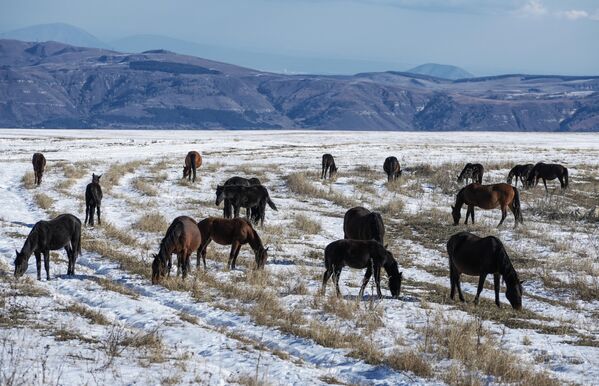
407 63 474 80
0 39 598 131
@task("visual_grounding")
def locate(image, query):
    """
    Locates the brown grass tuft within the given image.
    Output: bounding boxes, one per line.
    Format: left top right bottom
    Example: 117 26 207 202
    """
132 212 169 234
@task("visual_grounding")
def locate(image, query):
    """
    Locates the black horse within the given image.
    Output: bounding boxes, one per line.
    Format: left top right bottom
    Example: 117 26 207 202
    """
507 164 534 188
14 214 82 280
321 154 338 179
215 184 277 226
221 176 262 220
343 207 385 243
526 162 569 192
322 239 402 299
32 152 46 186
447 231 523 309
85 173 103 226
383 156 401 182
457 163 484 185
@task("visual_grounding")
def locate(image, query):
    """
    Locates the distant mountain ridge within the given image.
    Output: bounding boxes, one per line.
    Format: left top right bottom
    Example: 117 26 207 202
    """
0 23 110 49
407 63 474 80
0 39 597 131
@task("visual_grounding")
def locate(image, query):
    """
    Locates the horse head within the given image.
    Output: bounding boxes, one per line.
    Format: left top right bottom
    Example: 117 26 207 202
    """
151 253 167 284
389 272 403 298
92 173 102 184
505 279 524 310
330 164 338 178
215 185 224 206
183 166 191 179
14 249 28 278
255 246 269 269
451 205 461 225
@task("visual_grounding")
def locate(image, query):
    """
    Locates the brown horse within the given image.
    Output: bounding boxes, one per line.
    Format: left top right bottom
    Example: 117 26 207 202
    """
526 162 569 193
32 153 46 186
383 156 401 182
447 231 523 309
343 207 385 244
183 151 203 182
321 154 337 179
451 183 523 227
151 216 202 284
457 163 484 185
197 217 268 270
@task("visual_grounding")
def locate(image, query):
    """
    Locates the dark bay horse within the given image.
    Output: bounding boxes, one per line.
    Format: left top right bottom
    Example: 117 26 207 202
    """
32 153 46 186
447 231 523 309
215 184 277 226
221 176 262 220
343 207 385 244
457 163 484 185
452 183 523 227
526 162 569 192
183 151 203 182
151 216 202 284
84 173 103 226
321 154 338 179
383 156 401 182
197 217 268 270
14 214 81 280
322 239 402 299
507 164 534 188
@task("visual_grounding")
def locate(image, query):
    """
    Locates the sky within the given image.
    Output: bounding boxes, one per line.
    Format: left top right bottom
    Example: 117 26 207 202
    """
0 0 598 75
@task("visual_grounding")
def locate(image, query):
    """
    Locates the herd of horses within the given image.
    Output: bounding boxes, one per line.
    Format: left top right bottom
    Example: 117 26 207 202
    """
14 151 570 310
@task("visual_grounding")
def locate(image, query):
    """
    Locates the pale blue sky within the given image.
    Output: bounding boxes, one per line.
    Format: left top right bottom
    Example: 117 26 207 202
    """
1 0 598 75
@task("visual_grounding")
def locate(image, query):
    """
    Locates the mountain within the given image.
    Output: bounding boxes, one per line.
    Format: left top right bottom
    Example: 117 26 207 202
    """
0 23 110 49
408 63 474 80
0 39 597 131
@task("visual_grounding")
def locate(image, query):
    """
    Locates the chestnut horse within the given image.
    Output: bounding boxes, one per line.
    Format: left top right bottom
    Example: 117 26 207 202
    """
151 216 202 284
197 217 268 270
32 153 46 186
383 156 401 182
451 183 523 227
321 239 402 299
183 151 203 182
447 231 523 309
321 154 337 179
343 206 385 244
526 162 568 193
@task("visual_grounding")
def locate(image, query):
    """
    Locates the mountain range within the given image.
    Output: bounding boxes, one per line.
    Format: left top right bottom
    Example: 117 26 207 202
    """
0 38 597 131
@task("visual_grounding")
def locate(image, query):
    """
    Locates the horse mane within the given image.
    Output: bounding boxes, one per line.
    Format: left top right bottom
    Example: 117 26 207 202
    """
495 239 519 284
159 219 182 261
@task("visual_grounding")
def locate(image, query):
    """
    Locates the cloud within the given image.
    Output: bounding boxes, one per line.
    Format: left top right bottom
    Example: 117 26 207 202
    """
514 0 547 17
555 8 599 21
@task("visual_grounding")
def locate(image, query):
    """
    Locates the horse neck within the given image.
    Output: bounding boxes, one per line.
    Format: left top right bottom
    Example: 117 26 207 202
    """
497 246 518 285
248 228 263 253
21 230 37 257
383 258 400 278
454 189 465 209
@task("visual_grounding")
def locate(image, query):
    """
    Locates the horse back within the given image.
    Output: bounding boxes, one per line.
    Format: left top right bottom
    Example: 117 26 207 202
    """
39 214 81 250
325 239 374 270
448 232 498 275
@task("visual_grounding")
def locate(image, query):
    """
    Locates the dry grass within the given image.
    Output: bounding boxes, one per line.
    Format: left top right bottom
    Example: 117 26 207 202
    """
102 160 144 192
292 213 322 234
34 193 54 210
285 172 357 207
59 162 88 179
21 171 35 189
132 212 169 234
132 177 158 196
90 276 140 299
63 303 110 325
386 349 433 377
377 198 405 215
100 221 140 246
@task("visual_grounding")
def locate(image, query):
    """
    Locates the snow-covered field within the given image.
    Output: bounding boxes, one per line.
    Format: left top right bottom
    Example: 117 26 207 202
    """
0 129 598 386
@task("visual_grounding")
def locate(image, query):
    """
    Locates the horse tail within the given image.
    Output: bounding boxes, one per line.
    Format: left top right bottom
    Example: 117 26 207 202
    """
513 187 523 224
190 153 196 176
564 167 569 189
77 228 82 257
267 196 277 211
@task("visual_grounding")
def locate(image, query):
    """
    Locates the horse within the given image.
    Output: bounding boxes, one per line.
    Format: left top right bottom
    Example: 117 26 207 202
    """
321 154 338 179
383 156 402 182
221 176 262 220
322 239 402 299
151 216 202 284
215 184 277 226
451 183 523 227
197 217 268 270
343 207 385 244
447 231 523 309
526 162 569 193
457 163 484 185
14 214 82 280
183 151 203 182
84 173 103 226
32 153 46 186
507 164 534 188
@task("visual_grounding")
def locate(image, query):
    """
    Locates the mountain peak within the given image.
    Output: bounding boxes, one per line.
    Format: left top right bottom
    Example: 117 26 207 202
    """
407 63 474 80
0 22 110 49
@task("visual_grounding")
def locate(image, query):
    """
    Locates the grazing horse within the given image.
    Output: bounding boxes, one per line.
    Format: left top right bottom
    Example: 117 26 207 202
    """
526 162 569 193
343 207 385 244
221 176 262 220
14 214 82 280
183 151 203 182
322 239 402 299
151 216 202 284
32 153 46 186
215 184 277 226
447 231 523 309
197 217 268 270
457 163 484 185
507 164 534 188
84 173 103 226
321 154 338 179
452 183 523 227
383 156 402 182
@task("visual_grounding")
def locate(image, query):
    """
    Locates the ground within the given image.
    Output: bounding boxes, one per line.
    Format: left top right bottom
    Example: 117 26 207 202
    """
0 129 597 386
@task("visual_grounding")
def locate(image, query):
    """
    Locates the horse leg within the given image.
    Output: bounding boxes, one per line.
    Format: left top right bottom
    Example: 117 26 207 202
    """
474 274 487 305
455 274 465 302
470 206 475 224
498 207 507 227
65 246 73 277
44 250 52 279
228 242 239 270
167 254 172 277
181 251 189 280
233 205 240 218
358 265 373 299
333 266 342 297
558 176 565 189
493 273 501 307
96 204 101 225
373 264 383 299
449 263 456 300
192 166 196 183
85 204 90 226
321 267 333 295
233 244 242 270
35 251 42 280
509 202 518 228
89 203 95 226
543 178 548 194
198 238 211 269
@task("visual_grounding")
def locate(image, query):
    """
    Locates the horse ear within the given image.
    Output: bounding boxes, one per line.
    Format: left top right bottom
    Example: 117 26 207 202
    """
520 280 525 285
265 246 269 251
451 205 455 210
384 244 388 249
15 249 18 255
98 174 102 179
